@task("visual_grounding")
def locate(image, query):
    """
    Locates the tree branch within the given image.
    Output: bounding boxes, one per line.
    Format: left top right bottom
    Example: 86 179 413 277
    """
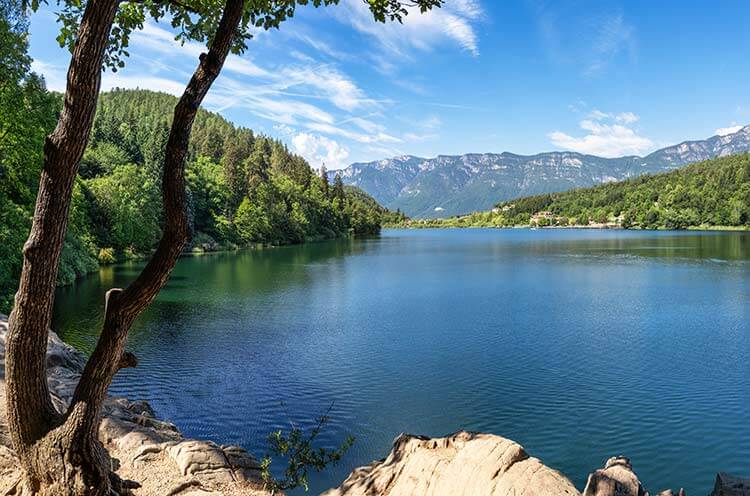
69 0 246 424
122 0 203 15
118 351 138 369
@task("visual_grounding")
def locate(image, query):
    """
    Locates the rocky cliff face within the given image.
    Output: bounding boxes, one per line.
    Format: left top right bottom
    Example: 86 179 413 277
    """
333 126 750 218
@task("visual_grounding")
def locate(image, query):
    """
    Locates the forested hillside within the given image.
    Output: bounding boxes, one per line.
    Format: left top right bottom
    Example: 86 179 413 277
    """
1 62 385 312
404 154 750 230
0 9 59 313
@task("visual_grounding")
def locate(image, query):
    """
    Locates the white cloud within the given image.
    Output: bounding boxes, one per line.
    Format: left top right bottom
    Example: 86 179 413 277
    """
335 0 483 58
32 19 412 169
30 59 66 92
305 122 402 144
221 91 335 125
615 111 639 124
292 133 350 169
549 112 653 157
279 65 372 111
293 33 352 62
588 109 639 123
273 124 296 137
420 115 442 129
129 22 373 115
588 109 609 120
715 124 743 136
343 116 385 134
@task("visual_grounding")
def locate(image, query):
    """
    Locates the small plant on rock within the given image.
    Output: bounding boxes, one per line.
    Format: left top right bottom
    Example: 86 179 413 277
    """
261 403 355 494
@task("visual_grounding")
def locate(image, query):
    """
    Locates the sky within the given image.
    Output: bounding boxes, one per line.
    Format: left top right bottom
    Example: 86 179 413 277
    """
27 0 750 169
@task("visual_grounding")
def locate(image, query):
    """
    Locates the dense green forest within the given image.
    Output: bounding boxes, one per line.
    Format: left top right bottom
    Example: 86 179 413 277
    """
401 154 750 230
0 20 386 313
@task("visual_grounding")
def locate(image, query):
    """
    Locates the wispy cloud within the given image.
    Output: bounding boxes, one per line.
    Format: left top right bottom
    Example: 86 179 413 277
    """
584 13 636 76
134 23 270 78
130 23 373 115
29 13 471 169
305 122 402 144
278 64 373 111
404 132 439 142
101 22 379 128
589 109 639 124
31 59 66 91
292 32 353 62
102 74 187 96
549 110 653 157
532 3 636 76
334 0 483 59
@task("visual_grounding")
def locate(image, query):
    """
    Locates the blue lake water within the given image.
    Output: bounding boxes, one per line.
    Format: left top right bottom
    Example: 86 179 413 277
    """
53 228 750 494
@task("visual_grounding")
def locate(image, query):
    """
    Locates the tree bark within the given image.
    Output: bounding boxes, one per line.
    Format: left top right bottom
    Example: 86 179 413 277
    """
5 0 119 491
5 0 245 494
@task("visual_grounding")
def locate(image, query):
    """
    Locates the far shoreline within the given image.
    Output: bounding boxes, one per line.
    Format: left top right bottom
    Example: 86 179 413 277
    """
384 223 750 232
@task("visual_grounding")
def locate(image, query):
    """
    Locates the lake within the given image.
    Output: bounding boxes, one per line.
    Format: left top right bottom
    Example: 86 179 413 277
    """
53 228 750 494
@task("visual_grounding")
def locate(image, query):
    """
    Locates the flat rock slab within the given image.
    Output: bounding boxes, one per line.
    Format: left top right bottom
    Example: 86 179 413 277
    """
167 440 262 485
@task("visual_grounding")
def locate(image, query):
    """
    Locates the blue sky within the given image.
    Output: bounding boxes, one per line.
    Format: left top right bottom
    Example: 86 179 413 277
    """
28 0 750 169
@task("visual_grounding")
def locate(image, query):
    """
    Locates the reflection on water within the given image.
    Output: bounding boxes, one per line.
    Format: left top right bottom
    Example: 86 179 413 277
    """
53 229 750 494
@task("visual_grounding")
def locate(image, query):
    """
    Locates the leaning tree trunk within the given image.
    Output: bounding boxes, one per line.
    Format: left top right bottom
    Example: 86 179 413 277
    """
5 0 120 492
5 0 245 493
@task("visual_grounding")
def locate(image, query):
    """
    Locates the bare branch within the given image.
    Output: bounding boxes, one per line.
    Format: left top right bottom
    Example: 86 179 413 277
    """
118 351 138 369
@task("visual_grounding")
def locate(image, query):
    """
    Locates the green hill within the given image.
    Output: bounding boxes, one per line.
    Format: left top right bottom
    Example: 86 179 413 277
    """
1 86 389 312
405 154 750 230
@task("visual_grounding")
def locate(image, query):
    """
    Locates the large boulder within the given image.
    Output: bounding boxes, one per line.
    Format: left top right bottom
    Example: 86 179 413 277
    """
166 440 262 485
322 431 580 496
582 456 645 496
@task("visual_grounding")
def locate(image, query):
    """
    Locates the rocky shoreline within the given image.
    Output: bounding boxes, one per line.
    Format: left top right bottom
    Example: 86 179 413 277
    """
0 316 269 496
1 315 747 495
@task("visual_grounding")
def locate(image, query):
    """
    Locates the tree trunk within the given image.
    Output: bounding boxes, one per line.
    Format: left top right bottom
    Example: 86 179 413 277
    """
5 0 245 494
5 0 120 492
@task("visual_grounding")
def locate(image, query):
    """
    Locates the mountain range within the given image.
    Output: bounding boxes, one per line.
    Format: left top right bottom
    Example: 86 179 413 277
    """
330 125 750 218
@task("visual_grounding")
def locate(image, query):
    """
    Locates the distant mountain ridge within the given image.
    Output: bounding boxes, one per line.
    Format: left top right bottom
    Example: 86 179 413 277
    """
330 125 750 218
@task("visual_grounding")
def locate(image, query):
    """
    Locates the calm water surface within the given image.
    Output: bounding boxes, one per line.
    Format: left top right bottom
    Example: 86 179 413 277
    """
53 229 750 494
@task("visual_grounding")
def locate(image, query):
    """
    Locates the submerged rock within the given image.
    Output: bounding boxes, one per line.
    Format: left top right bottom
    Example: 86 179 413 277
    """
322 431 580 496
710 473 750 495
